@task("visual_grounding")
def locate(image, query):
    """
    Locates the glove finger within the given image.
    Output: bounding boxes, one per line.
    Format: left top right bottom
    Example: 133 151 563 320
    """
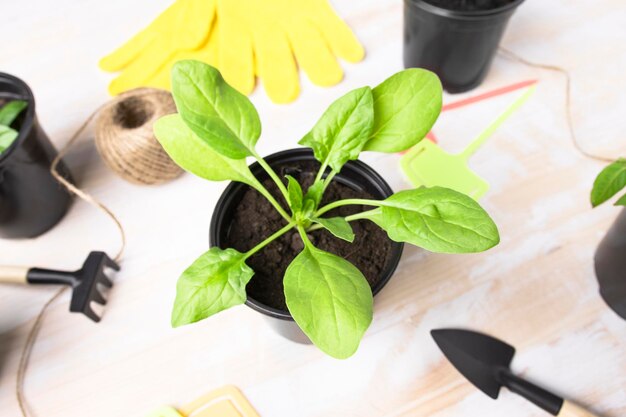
173 0 216 50
288 20 343 87
253 26 299 103
309 1 365 63
100 0 214 72
146 22 220 91
108 41 176 95
100 0 187 72
202 17 220 67
217 3 255 95
99 25 158 72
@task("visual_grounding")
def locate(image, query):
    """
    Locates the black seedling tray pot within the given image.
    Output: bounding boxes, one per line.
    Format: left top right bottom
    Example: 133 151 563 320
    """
403 0 524 93
595 209 626 321
210 148 404 344
0 73 73 239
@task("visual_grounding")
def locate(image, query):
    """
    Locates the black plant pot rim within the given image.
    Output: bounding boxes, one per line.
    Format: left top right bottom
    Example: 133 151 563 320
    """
0 72 36 165
405 0 525 19
209 148 404 322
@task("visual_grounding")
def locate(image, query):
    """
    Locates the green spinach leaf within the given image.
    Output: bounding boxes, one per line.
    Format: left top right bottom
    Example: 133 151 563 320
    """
299 87 374 172
286 175 303 213
171 247 254 328
591 158 626 207
0 100 27 126
304 181 324 209
616 193 626 207
171 60 261 159
0 125 19 153
284 245 373 359
154 114 257 185
313 217 355 242
360 187 499 253
365 69 442 153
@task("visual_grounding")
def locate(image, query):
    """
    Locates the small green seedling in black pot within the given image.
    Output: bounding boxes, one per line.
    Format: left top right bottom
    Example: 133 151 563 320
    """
0 100 27 153
154 60 500 359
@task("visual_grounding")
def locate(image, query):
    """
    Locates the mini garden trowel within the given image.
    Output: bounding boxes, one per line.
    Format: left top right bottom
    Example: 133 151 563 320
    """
431 329 599 417
401 85 536 200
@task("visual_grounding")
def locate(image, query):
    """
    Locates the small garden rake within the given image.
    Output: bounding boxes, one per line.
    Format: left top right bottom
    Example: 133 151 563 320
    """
0 251 119 322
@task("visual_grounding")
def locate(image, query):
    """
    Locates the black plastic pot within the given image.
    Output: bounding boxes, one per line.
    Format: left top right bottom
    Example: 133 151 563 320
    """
0 73 73 239
210 148 404 344
595 209 626 321
403 0 524 93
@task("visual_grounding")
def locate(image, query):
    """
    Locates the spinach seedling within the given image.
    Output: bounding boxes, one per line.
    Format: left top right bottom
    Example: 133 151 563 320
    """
591 158 626 208
0 100 28 153
154 60 500 359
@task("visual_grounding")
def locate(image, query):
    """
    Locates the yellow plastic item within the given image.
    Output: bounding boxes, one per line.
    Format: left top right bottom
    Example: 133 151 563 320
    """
146 407 184 417
146 386 260 417
100 0 364 103
180 386 260 417
99 0 216 95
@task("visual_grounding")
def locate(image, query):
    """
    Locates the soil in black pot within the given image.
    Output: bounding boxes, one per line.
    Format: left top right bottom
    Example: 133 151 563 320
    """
225 160 393 311
423 0 516 11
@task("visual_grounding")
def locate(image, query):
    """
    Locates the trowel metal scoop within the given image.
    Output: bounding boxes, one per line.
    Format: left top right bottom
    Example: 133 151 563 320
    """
431 329 598 417
0 251 119 322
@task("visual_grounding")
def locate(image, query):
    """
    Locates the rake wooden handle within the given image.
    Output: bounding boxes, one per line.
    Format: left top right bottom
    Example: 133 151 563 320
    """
0 266 29 284
558 401 599 417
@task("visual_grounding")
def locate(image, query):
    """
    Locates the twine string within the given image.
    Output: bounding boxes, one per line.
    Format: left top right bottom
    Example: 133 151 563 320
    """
498 47 615 163
15 89 177 417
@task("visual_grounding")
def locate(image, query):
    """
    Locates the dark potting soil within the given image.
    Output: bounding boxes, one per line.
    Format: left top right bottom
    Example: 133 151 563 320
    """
423 0 516 11
224 160 393 312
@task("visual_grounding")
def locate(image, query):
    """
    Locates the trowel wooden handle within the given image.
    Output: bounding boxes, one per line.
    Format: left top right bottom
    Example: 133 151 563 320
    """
558 401 598 417
0 266 29 284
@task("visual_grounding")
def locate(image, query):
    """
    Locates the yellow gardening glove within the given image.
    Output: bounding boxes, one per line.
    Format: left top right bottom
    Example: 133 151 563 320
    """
99 0 216 95
217 0 365 103
100 0 364 102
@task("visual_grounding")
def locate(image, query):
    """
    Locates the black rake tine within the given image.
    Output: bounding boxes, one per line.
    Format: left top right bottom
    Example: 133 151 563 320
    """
83 305 101 323
103 254 120 271
92 290 107 306
98 274 113 288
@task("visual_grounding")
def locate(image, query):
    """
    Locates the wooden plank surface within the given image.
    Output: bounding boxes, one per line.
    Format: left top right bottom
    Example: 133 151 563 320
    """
1 0 625 416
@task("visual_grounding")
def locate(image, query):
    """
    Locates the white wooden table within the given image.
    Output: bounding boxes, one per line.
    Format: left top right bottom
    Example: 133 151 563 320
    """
1 1 625 416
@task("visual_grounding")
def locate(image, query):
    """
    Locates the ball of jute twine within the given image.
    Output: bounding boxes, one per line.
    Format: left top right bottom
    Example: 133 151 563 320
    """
95 88 183 185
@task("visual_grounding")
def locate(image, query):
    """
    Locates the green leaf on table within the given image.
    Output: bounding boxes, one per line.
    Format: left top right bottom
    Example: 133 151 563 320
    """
154 114 257 185
591 158 626 207
0 100 27 126
299 86 374 172
284 245 373 359
286 175 303 213
615 193 626 207
171 60 261 159
365 69 442 153
0 125 19 153
171 247 254 328
359 187 499 253
313 217 355 242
